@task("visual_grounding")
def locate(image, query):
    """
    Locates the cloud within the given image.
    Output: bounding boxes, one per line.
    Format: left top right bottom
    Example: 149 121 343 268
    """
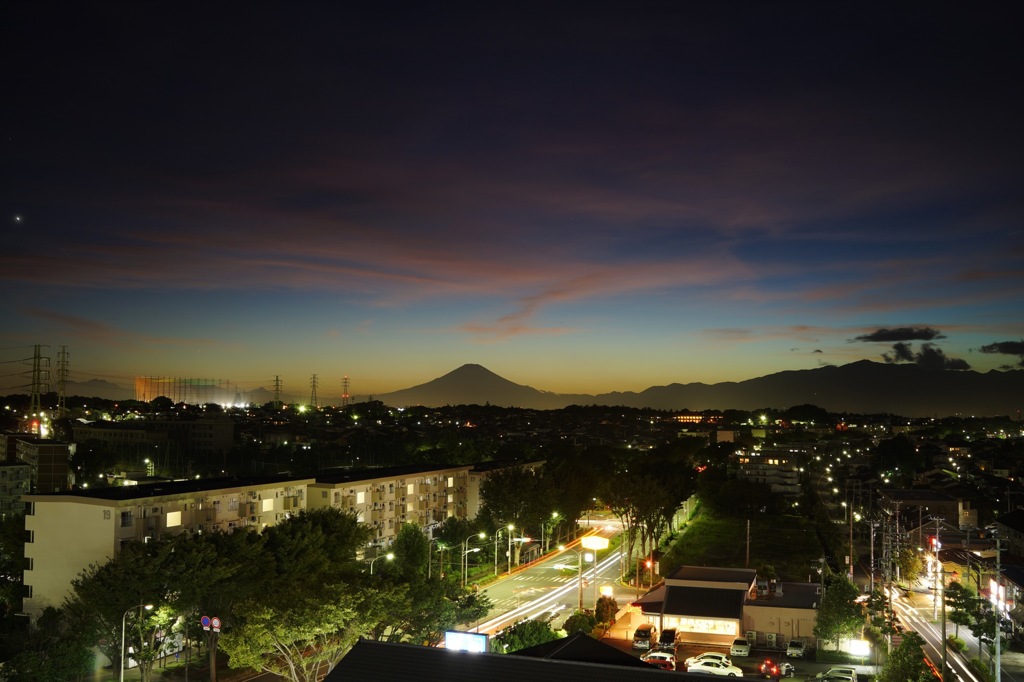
21 307 214 348
979 339 1024 367
882 342 970 370
853 327 945 343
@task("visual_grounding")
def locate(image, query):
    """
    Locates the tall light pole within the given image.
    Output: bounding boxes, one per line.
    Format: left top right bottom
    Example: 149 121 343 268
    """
549 511 560 551
560 545 585 612
369 552 394 575
507 524 514 574
428 538 445 579
462 532 485 586
462 548 481 587
120 603 153 682
493 529 501 576
581 535 609 609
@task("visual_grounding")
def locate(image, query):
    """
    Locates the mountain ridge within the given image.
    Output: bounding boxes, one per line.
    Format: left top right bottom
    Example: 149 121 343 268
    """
371 361 1024 417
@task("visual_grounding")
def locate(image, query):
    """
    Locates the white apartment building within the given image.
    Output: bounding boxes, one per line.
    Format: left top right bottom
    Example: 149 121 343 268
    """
22 474 311 619
308 463 474 544
735 448 801 494
22 459 543 620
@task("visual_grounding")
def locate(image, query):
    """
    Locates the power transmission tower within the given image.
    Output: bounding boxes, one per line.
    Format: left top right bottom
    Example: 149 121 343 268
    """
273 375 282 409
309 374 319 408
341 375 350 407
56 346 69 418
29 344 50 430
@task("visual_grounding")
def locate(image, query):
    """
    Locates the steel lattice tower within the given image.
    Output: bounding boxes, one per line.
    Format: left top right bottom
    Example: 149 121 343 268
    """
56 346 69 418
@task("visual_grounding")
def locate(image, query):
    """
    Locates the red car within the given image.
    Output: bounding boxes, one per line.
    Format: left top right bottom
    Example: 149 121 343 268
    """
759 659 795 678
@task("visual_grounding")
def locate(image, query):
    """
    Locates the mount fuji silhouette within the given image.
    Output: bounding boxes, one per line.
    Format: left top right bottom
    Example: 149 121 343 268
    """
371 361 1024 417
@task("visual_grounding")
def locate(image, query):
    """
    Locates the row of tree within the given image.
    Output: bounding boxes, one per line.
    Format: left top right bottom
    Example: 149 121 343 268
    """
3 510 489 682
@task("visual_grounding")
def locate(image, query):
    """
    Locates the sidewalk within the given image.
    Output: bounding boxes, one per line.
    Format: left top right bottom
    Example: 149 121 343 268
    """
88 649 261 682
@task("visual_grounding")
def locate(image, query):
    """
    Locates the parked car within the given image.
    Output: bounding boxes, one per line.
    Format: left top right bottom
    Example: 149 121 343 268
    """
658 627 677 650
640 650 676 670
785 639 805 657
686 659 744 676
684 652 732 668
729 637 751 657
759 658 795 678
631 623 658 650
816 667 857 681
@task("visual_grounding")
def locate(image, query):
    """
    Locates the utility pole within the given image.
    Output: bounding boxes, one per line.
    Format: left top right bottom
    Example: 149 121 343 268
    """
932 517 941 620
56 346 68 419
995 536 1002 682
745 519 750 568
894 501 902 583
869 519 879 593
848 503 855 581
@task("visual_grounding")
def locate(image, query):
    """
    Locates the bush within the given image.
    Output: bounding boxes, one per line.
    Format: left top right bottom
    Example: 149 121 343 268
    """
562 611 597 635
947 635 966 652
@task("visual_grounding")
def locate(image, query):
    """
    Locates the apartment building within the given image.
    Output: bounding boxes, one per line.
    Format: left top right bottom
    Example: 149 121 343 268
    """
22 474 312 619
72 417 234 456
0 461 31 519
734 448 801 495
308 463 474 544
15 438 73 493
22 459 542 620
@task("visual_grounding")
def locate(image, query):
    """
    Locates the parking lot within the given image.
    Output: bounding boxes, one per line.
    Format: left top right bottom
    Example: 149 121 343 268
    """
604 634 874 678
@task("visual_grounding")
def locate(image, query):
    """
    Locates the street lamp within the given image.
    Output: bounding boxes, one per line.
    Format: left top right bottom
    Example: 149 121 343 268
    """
462 548 482 588
559 545 585 612
581 535 609 608
120 603 153 682
369 552 394 575
507 524 514 575
541 511 559 553
547 511 560 551
462 532 485 586
428 538 445 579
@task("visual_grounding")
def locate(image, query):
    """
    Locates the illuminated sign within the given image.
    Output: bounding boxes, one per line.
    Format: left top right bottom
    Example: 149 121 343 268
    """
445 630 488 653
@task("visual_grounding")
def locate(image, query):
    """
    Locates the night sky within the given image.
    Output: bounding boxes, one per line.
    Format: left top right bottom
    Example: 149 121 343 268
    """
3 4 1023 399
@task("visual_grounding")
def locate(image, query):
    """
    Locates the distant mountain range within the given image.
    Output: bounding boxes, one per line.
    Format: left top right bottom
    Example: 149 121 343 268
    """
371 362 1024 417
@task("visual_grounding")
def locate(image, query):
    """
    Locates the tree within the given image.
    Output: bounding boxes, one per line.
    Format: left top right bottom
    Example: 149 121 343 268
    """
865 588 896 637
876 631 934 682
162 529 268 682
65 539 181 682
595 595 618 625
220 587 365 682
150 396 174 411
390 523 429 581
479 466 546 565
1 607 93 682
944 581 973 640
813 575 863 650
0 513 25 618
897 547 924 584
219 508 372 681
492 618 561 653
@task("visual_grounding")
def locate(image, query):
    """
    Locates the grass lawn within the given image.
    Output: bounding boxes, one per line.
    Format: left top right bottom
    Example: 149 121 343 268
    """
662 509 822 581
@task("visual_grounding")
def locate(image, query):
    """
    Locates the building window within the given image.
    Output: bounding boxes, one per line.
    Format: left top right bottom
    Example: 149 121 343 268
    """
120 511 134 527
166 511 182 528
